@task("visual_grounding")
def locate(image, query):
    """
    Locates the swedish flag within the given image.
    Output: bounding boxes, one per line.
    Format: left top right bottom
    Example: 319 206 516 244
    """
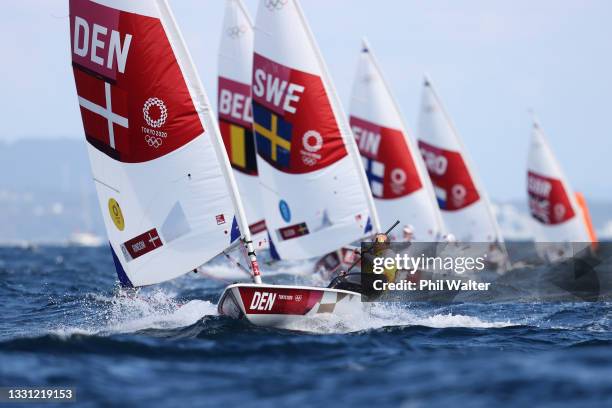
253 103 292 168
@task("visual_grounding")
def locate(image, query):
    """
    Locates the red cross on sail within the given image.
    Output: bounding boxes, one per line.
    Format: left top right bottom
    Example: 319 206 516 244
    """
70 0 204 164
74 68 130 159
68 0 262 288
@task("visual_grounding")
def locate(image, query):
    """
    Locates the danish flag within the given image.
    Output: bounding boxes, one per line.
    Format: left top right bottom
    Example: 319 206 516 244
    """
121 228 163 262
73 66 130 159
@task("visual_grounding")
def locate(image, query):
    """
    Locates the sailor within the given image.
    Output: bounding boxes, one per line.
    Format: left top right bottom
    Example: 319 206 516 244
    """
442 233 456 243
327 233 396 298
403 224 415 242
362 233 397 283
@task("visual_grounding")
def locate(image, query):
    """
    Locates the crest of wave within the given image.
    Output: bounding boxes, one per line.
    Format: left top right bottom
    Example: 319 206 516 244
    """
281 303 514 334
51 288 217 338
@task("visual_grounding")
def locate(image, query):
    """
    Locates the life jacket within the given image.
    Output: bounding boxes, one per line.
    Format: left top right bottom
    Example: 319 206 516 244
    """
362 245 397 283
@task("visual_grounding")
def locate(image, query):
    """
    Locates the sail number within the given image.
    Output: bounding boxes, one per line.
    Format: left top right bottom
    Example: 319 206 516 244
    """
252 69 304 114
249 291 277 311
72 16 132 74
527 174 552 197
420 148 448 176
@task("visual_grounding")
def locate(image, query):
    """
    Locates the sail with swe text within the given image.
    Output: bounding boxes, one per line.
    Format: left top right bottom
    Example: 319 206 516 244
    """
252 0 381 260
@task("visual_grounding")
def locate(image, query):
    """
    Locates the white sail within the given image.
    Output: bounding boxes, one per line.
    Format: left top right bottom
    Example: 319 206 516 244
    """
527 120 591 245
350 40 445 241
69 0 257 287
251 0 380 260
417 77 505 244
218 0 268 249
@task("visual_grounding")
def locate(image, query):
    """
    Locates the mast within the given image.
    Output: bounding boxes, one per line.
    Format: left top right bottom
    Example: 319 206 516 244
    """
233 0 253 27
158 0 262 283
292 0 381 234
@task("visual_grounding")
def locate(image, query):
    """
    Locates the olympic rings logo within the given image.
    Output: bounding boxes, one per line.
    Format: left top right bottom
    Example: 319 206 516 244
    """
265 0 288 11
227 25 247 39
145 135 163 149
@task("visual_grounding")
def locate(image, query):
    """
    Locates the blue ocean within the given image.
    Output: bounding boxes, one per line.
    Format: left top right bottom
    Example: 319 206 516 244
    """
1 245 611 407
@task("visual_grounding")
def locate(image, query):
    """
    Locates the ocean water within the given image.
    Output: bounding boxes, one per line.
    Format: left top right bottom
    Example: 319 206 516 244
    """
0 245 611 408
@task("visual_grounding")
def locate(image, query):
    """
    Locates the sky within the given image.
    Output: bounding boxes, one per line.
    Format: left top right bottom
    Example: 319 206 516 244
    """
1 0 611 201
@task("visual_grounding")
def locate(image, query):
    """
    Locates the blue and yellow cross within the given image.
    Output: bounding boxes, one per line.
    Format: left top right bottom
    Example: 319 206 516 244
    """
253 103 292 168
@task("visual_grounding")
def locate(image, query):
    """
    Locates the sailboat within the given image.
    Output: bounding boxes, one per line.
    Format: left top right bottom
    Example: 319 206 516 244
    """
527 117 597 261
349 40 445 242
217 0 268 250
417 79 506 241
69 0 362 329
417 77 508 269
251 0 381 261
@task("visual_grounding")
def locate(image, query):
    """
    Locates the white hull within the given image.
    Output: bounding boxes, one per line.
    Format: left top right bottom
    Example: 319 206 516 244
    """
217 283 362 329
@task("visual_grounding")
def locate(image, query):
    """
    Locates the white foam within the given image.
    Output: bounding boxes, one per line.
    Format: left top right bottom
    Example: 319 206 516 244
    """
274 303 514 334
49 327 97 339
369 303 513 329
46 252 517 337
407 312 513 329
103 298 216 334
50 289 217 338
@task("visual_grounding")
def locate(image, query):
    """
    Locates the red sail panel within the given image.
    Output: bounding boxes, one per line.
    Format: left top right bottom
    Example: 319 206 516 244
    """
527 171 576 225
70 0 203 163
351 115 422 199
251 53 347 174
418 140 479 211
218 76 258 176
218 76 253 129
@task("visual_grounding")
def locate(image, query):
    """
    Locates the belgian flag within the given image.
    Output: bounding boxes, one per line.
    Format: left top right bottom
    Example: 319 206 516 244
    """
219 119 257 175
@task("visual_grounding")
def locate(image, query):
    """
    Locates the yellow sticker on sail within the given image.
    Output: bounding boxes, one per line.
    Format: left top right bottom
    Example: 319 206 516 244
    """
108 198 125 231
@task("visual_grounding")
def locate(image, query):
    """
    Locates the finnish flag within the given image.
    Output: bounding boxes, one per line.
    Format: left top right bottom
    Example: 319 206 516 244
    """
363 157 385 197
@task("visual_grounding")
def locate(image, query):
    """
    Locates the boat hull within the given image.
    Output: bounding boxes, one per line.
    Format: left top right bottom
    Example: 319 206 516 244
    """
217 283 362 329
